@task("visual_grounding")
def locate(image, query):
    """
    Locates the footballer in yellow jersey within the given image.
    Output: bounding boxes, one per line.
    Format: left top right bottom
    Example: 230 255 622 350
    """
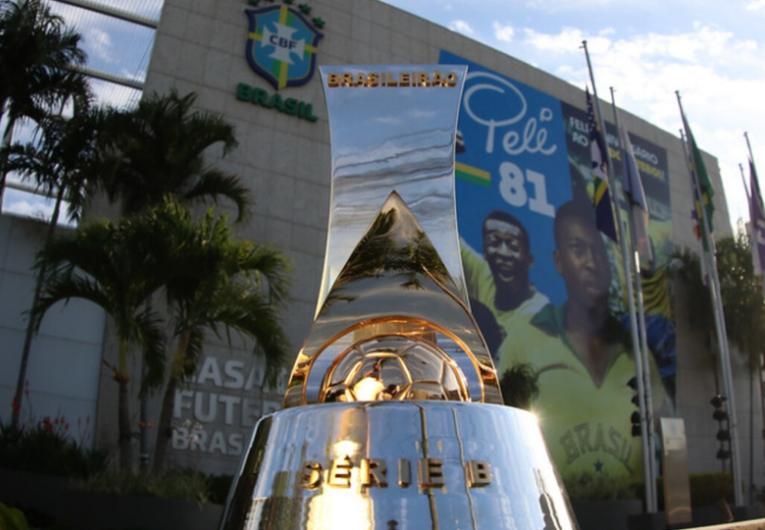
497 200 664 486
498 303 664 484
460 210 549 336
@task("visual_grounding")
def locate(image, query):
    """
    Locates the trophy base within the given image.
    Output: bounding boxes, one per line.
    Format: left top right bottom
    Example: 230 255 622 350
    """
220 401 577 530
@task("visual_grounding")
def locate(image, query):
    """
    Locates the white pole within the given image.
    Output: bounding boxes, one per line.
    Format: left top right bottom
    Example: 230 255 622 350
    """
740 163 750 204
744 131 765 506
677 92 744 506
745 132 758 170
582 40 656 512
610 88 659 510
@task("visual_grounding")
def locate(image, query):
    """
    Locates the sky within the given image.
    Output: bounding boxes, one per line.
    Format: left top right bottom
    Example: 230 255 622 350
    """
4 0 765 234
1 0 154 221
380 0 765 233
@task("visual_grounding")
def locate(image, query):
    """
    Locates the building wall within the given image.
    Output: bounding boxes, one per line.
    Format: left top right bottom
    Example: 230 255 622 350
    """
117 0 763 488
0 214 105 446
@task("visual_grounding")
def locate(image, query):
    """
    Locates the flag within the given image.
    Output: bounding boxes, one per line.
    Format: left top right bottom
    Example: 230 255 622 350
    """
749 159 765 276
691 184 710 286
680 112 715 232
587 88 617 242
619 121 654 267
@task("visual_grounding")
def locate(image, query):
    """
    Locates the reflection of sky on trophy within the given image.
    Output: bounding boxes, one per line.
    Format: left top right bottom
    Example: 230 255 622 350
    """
319 65 468 313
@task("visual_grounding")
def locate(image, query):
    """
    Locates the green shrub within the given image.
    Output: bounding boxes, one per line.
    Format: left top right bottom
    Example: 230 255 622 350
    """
205 474 234 505
0 502 29 530
563 473 642 501
562 471 734 506
0 417 107 478
500 364 539 410
75 469 211 503
653 471 733 509
689 472 733 507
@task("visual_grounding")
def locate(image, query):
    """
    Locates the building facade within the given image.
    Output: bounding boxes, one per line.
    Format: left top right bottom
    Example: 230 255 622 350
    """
1 0 761 498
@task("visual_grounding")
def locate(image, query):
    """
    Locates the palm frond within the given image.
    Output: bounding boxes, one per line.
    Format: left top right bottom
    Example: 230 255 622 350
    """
96 89 245 216
134 304 167 394
33 274 112 331
0 0 87 126
183 169 252 221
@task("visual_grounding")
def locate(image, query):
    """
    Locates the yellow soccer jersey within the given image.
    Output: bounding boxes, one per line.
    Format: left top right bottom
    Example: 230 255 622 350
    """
497 303 665 486
460 239 549 332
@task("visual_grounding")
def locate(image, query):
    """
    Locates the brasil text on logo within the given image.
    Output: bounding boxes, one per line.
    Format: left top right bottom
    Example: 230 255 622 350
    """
245 4 323 90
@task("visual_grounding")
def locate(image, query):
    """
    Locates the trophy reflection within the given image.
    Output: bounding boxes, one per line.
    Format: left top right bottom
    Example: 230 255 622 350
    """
219 66 577 530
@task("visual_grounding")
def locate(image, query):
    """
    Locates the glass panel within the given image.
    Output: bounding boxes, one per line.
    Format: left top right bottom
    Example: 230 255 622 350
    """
2 187 76 228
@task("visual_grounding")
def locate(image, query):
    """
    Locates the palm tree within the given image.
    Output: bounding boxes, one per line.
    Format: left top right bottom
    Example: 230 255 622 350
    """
150 201 290 471
0 0 88 196
6 102 99 223
98 89 250 219
673 234 765 359
715 233 765 363
674 234 765 499
33 213 170 469
7 100 101 426
94 89 253 469
500 364 539 411
0 0 89 424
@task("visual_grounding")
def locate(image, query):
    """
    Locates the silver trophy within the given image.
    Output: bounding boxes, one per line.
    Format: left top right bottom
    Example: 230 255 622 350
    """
219 65 577 530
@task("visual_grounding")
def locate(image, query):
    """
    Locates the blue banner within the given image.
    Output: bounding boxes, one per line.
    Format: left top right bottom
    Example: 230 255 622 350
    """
441 51 572 308
441 50 675 496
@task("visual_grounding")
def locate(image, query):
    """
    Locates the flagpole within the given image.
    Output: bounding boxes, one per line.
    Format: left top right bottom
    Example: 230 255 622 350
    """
740 163 751 204
745 132 765 297
744 132 765 506
582 39 656 513
610 87 659 511
745 132 757 169
680 122 741 500
745 133 764 280
677 91 744 507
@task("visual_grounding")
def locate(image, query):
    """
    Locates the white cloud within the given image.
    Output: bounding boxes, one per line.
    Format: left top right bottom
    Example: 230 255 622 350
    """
2 190 53 221
746 0 765 13
87 28 114 63
524 0 615 8
118 68 147 84
492 22 514 43
511 23 765 228
89 79 141 110
449 19 475 36
523 27 611 54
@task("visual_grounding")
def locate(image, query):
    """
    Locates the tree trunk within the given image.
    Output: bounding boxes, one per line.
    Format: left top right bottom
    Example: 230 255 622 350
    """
116 339 133 469
11 186 65 426
152 330 190 472
0 115 13 198
139 361 150 471
117 375 133 469
749 359 755 504
152 374 178 473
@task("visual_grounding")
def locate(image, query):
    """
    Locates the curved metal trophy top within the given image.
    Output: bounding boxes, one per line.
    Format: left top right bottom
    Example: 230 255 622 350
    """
316 65 469 312
283 65 502 408
219 66 577 530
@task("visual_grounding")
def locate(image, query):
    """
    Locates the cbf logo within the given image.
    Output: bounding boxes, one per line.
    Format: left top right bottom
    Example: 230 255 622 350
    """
245 3 324 90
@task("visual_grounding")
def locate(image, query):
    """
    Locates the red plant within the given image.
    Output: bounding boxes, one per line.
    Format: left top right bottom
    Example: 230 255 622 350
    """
33 415 70 436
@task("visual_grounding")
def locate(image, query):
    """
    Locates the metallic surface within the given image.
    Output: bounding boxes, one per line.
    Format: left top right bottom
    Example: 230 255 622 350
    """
283 65 502 408
220 402 577 530
316 65 469 312
222 65 576 530
660 418 692 526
